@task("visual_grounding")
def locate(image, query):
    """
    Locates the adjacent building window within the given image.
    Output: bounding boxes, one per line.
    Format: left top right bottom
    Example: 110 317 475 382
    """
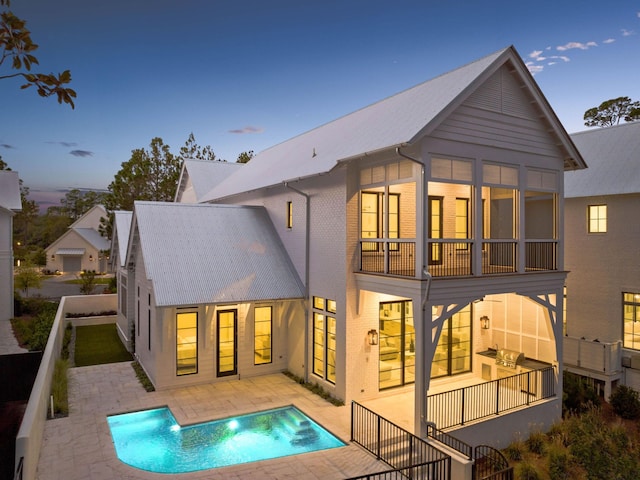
254 306 272 365
287 201 293 229
588 205 607 233
176 311 198 375
623 293 640 350
119 274 127 316
312 296 337 384
428 196 443 264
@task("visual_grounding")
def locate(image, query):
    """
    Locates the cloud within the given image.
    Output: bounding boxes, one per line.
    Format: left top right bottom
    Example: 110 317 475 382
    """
603 38 616 44
556 41 597 51
0 143 15 149
525 62 545 75
47 141 78 147
228 126 264 134
69 150 93 157
548 55 570 63
529 50 544 59
622 29 635 36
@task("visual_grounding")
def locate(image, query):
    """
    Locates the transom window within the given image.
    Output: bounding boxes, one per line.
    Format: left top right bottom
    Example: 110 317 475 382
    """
286 201 293 229
623 293 640 350
588 205 607 233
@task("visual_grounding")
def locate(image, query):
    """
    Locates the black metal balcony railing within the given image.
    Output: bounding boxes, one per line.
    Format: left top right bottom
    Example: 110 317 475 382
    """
348 401 451 480
359 238 558 279
525 241 557 271
428 241 473 277
427 366 556 430
360 241 415 277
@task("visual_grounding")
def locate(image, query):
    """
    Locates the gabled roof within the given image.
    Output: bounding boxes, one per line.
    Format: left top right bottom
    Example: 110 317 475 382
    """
74 227 110 251
111 211 133 268
566 122 640 198
201 45 584 202
174 159 244 203
129 202 304 307
69 204 107 229
0 171 21 212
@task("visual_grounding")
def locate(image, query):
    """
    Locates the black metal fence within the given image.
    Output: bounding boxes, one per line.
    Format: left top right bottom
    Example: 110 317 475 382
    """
473 445 513 480
348 401 451 480
427 366 556 430
360 241 416 277
525 241 557 271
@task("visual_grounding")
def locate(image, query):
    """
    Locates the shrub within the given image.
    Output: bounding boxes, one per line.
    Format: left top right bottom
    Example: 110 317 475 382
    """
132 361 155 392
547 441 571 480
515 461 540 480
526 429 546 455
60 323 73 360
563 371 600 415
609 385 640 420
50 358 69 416
504 438 526 461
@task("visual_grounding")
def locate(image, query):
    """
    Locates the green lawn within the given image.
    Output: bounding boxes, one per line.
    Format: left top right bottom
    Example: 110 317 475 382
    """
74 323 133 366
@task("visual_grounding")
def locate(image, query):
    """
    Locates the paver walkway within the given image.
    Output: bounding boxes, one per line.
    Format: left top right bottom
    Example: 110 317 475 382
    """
0 319 27 355
36 364 385 480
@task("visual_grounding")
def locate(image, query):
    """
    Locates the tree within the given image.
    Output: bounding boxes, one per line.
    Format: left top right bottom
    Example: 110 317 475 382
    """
58 188 106 220
0 0 76 107
14 262 42 297
584 97 640 127
180 132 219 161
78 269 97 295
236 150 254 164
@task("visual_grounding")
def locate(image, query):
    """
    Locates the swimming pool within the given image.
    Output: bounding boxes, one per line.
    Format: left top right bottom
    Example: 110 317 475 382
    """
107 405 346 473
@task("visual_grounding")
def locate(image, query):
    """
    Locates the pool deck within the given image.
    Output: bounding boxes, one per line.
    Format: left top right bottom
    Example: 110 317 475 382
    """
36 363 386 479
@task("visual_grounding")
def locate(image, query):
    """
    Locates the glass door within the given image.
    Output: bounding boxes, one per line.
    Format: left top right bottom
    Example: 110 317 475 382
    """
379 300 414 390
217 309 237 377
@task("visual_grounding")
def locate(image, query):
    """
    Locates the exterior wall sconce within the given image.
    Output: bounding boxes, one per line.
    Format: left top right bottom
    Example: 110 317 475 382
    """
480 315 490 329
367 329 379 345
89 255 94 261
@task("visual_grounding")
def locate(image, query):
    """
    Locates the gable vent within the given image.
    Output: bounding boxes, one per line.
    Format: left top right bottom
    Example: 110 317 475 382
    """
465 65 534 118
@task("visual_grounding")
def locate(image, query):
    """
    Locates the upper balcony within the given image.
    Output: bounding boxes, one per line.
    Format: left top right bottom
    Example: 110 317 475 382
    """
358 238 558 279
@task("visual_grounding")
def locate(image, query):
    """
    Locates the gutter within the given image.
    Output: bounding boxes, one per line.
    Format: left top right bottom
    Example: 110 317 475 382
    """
284 181 311 383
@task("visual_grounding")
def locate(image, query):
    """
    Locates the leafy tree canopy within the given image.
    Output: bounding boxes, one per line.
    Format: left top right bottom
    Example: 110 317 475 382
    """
236 150 254 164
100 134 221 237
0 0 76 107
584 96 640 127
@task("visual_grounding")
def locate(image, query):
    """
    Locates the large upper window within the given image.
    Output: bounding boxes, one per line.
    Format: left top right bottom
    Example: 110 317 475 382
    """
312 296 337 384
623 293 640 350
254 306 272 365
176 311 197 375
588 205 607 233
361 192 399 240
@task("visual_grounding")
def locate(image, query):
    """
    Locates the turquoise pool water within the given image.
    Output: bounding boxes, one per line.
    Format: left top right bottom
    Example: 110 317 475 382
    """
107 405 346 473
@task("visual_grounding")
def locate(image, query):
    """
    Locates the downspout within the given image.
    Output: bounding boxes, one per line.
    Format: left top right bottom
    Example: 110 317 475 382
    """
284 181 311 382
396 146 431 434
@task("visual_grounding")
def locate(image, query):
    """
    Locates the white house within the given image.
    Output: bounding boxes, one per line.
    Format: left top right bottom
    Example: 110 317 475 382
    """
45 205 110 273
0 171 22 321
110 210 133 349
564 121 640 398
174 159 243 203
120 46 585 449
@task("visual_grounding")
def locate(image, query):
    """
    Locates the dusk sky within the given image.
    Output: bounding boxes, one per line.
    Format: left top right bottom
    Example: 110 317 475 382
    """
1 1 639 209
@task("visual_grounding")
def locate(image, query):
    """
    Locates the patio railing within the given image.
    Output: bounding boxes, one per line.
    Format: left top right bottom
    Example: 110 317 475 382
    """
427 366 556 430
360 240 416 277
349 401 451 480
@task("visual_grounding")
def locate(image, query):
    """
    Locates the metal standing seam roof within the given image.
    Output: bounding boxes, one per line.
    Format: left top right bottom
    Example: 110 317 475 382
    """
55 248 85 256
200 45 583 202
113 211 133 267
73 227 111 251
175 159 244 202
566 122 640 198
132 201 304 307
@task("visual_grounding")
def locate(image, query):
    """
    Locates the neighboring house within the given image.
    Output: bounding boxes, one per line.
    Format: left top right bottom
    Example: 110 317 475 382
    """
120 46 585 448
0 171 22 321
110 210 133 349
45 205 110 273
174 159 244 203
564 121 640 399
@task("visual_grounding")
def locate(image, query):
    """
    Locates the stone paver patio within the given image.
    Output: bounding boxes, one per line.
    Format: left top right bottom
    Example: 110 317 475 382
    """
36 363 386 479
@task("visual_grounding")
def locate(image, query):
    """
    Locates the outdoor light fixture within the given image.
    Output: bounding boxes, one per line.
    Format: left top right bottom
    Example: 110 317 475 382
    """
89 255 93 261
480 315 490 329
367 329 379 345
